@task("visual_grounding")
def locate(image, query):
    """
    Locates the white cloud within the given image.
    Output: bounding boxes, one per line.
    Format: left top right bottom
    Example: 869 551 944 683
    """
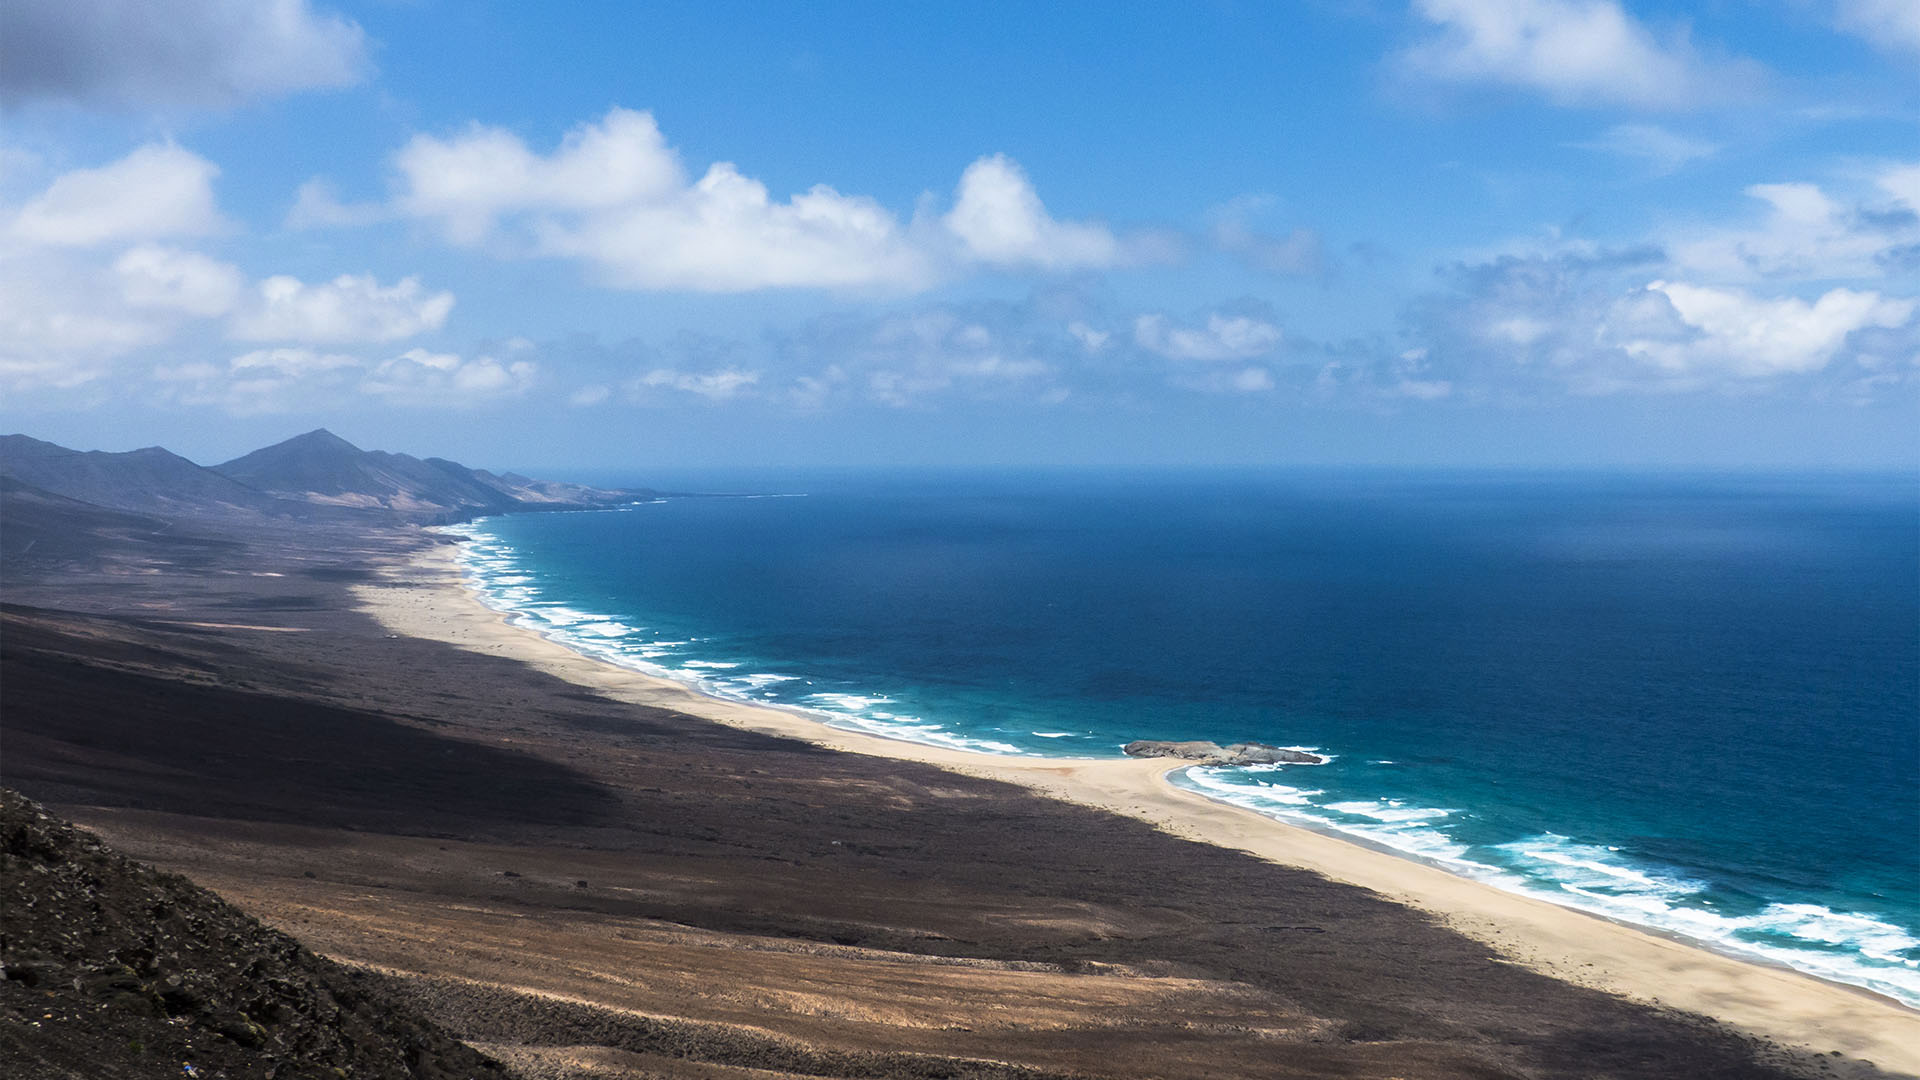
151 344 538 413
153 348 364 414
1067 321 1111 352
1401 0 1752 109
569 384 613 407
0 257 170 389
1134 313 1283 361
395 108 683 244
229 273 455 343
942 154 1122 270
0 0 367 108
114 245 243 316
1833 0 1920 57
375 108 1128 292
361 347 539 405
542 162 932 291
7 144 224 248
285 178 389 230
1879 164 1920 214
633 368 761 400
392 107 933 291
1401 239 1917 398
1572 123 1719 175
1622 281 1915 377
1671 175 1919 281
229 347 361 374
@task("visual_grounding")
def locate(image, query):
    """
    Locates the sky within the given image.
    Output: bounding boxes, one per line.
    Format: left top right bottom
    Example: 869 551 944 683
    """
1 0 1916 472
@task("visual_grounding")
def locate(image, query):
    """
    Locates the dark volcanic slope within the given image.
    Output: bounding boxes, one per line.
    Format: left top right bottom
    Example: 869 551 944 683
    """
2 430 647 534
214 428 644 518
0 434 287 518
214 429 523 515
0 789 511 1080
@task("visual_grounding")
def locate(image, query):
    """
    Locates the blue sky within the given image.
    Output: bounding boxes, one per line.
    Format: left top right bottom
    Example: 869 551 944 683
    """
1 0 1916 470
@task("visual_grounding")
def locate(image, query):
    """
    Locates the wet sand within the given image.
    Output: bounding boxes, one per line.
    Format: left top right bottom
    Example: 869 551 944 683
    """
360 542 1920 1075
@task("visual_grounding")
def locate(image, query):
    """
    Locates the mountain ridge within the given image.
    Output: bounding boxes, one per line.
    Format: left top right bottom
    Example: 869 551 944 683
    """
0 429 650 526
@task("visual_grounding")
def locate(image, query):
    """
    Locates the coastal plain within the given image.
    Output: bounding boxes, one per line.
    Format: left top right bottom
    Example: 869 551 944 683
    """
3 502 1914 1079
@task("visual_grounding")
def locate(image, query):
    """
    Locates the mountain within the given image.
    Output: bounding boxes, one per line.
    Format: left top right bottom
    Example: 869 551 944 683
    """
213 428 646 519
0 429 648 528
0 475 184 569
0 434 291 518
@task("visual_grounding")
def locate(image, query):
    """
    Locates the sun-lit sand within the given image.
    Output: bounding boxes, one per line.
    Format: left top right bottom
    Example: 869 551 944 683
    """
359 543 1920 1074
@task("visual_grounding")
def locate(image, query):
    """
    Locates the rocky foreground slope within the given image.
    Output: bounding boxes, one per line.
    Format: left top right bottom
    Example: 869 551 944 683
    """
0 789 510 1080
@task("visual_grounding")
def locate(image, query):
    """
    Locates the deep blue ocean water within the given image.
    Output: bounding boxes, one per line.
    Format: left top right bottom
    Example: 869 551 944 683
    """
449 469 1919 1005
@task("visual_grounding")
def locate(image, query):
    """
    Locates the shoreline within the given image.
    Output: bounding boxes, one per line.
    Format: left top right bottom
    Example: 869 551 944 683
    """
357 539 1920 1074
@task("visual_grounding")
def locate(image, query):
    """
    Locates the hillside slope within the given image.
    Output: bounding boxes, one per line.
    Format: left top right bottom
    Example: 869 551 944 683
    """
0 789 513 1080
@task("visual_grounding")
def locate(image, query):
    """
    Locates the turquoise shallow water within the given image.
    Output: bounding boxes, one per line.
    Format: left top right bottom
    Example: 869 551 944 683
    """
448 468 1920 1005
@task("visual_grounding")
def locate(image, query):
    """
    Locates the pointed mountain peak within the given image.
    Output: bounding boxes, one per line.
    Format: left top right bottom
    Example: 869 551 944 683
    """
281 428 362 453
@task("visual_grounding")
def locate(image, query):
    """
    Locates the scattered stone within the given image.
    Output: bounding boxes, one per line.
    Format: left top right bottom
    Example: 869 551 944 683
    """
0 788 512 1080
1122 740 1326 766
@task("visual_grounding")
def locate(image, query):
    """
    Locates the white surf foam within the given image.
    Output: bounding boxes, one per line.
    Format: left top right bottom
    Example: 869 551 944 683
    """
443 522 1035 759
443 521 1920 1007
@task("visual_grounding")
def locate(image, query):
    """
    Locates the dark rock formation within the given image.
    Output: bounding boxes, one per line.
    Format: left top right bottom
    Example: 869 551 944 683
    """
1123 740 1326 766
0 789 512 1080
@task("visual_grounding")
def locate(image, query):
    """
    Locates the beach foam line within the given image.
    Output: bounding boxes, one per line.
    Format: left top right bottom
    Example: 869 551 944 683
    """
1182 765 1920 1009
358 539 1920 1073
448 521 1036 759
450 518 1920 1011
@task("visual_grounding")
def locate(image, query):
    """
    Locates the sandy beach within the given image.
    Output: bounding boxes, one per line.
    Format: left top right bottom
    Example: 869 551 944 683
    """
360 540 1920 1075
8 504 1912 1079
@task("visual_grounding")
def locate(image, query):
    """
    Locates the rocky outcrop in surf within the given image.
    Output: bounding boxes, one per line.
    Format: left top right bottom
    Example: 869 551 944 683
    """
1123 740 1326 766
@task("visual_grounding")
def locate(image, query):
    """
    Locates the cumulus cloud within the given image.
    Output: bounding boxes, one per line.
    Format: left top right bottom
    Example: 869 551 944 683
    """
284 178 389 230
228 273 455 343
0 145 241 389
1401 241 1917 397
0 0 367 108
1878 164 1920 215
0 257 173 389
1133 312 1283 362
114 246 244 316
355 108 1134 292
361 346 538 405
941 154 1123 270
1067 322 1111 352
229 347 362 375
394 108 684 244
1670 170 1920 281
1400 0 1757 109
154 344 537 414
1832 0 1920 57
7 144 224 248
390 107 932 291
1623 281 1915 377
631 368 762 401
1571 123 1719 175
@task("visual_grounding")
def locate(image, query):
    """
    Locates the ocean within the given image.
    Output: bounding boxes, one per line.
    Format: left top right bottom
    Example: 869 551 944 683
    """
446 468 1919 1006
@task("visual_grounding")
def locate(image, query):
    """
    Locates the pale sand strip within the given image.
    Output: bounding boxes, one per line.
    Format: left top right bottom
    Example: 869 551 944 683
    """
356 543 1920 1074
